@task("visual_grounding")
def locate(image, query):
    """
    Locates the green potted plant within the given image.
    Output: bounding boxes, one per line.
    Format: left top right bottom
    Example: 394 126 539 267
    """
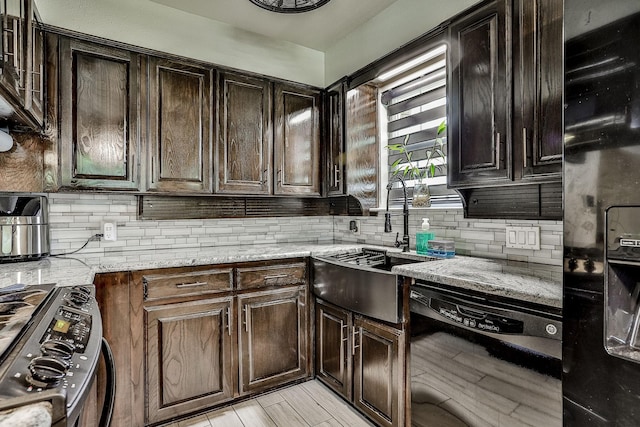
387 121 447 207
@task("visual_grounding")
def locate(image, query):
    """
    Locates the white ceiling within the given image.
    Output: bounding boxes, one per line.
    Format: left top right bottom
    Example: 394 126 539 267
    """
150 0 401 51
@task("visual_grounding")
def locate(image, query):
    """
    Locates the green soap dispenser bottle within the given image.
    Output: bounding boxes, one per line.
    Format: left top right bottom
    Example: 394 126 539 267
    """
416 218 435 255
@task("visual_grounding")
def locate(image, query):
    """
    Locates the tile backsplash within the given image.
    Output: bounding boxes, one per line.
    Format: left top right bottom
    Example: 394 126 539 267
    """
333 209 563 266
47 194 335 258
47 194 562 266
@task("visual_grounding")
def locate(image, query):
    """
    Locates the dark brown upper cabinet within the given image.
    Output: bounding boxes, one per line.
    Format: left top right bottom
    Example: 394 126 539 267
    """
58 38 140 190
325 80 345 196
513 0 562 180
449 0 562 189
144 57 213 193
274 82 321 196
0 0 44 129
448 0 511 188
216 72 272 194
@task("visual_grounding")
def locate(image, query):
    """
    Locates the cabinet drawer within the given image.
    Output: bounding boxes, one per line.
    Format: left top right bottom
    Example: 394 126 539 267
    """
237 262 306 290
143 268 233 301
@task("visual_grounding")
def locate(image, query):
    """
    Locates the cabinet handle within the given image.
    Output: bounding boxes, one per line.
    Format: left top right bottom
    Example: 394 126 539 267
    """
495 132 501 168
341 324 348 344
352 326 359 356
334 164 340 187
175 281 208 288
522 128 527 169
264 274 289 281
261 169 268 185
243 306 249 332
277 169 282 185
226 307 232 336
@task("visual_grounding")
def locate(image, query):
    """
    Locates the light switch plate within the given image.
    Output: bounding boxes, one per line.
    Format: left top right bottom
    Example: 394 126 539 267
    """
505 226 540 250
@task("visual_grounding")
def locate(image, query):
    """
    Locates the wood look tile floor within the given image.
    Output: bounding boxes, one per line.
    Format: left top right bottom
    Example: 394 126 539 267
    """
164 380 374 427
411 332 562 427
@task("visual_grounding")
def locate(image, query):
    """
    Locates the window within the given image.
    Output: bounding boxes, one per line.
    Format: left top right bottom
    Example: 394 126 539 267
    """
377 43 460 208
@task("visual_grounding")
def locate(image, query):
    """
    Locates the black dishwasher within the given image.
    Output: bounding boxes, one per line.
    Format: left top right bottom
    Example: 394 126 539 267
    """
410 282 562 427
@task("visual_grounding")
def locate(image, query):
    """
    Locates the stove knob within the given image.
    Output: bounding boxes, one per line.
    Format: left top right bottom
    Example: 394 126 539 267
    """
27 356 67 388
41 339 75 362
68 289 90 306
584 258 596 273
71 286 91 295
567 258 578 271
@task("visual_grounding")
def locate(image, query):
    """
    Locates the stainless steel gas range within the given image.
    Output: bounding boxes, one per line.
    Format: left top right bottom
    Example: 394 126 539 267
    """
0 283 113 426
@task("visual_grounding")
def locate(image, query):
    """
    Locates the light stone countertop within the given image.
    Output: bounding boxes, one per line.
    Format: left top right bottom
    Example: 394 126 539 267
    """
391 253 562 308
0 243 362 289
0 243 562 309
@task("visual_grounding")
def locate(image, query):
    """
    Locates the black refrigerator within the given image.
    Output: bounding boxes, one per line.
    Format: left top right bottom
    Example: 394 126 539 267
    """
563 1 640 425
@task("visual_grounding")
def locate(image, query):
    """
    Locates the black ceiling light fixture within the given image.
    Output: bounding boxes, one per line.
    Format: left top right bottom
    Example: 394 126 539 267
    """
248 0 332 14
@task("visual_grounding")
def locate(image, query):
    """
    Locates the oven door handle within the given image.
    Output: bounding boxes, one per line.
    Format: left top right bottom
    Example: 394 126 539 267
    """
99 338 116 427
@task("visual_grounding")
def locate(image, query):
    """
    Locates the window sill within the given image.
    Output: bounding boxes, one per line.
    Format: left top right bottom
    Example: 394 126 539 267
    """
370 205 463 213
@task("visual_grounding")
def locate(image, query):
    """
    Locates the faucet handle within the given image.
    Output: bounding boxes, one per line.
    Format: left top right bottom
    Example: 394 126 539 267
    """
394 232 401 248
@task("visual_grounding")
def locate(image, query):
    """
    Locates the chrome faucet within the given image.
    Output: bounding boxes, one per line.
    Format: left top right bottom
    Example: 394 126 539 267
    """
385 176 410 252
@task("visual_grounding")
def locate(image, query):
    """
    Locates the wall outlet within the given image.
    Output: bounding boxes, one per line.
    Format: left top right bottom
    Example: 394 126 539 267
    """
505 226 540 250
349 219 361 235
103 221 118 241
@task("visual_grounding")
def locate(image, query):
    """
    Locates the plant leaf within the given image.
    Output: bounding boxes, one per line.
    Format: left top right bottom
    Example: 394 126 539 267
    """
437 121 447 135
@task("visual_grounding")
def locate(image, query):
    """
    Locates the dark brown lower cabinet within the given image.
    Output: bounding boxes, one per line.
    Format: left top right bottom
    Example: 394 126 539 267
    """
238 286 308 395
315 299 352 399
353 315 403 427
94 258 311 427
315 299 407 427
144 297 234 424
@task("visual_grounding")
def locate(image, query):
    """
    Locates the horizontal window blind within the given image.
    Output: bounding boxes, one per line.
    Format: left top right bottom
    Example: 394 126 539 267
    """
381 44 460 207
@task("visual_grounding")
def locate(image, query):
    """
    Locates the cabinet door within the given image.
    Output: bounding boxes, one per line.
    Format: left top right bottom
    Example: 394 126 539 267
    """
59 38 140 190
0 0 44 129
274 83 321 196
23 0 43 127
353 315 405 427
146 57 213 193
238 286 309 394
145 297 234 424
315 299 352 400
0 0 25 101
326 81 345 195
448 0 510 188
216 72 272 194
513 0 562 180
